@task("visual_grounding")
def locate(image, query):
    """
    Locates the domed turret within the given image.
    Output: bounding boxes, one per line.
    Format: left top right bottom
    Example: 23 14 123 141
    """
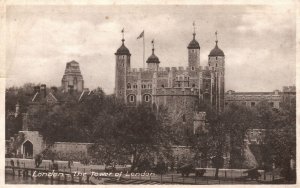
115 39 131 56
188 22 200 69
209 41 224 57
209 31 224 57
146 49 160 64
147 40 160 70
187 33 200 49
115 28 131 100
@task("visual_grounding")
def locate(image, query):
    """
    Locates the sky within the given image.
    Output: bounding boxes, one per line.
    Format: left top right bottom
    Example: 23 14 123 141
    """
5 4 296 94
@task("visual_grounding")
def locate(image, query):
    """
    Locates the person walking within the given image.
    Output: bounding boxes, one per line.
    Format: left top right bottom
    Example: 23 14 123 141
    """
10 160 14 167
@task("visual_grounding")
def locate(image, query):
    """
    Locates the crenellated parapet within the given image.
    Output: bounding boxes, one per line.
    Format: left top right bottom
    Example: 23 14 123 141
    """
155 87 199 96
127 65 213 74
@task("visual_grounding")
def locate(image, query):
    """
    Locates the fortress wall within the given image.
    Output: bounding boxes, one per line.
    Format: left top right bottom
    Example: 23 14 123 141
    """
50 142 93 160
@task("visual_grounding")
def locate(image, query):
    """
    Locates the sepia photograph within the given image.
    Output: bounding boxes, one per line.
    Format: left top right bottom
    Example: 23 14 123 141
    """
3 1 297 185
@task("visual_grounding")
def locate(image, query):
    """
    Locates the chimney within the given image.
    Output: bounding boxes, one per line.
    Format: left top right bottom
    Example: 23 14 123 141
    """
34 86 40 94
40 84 46 98
68 85 74 94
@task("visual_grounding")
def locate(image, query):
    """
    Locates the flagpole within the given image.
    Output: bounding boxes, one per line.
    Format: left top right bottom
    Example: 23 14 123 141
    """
143 31 145 69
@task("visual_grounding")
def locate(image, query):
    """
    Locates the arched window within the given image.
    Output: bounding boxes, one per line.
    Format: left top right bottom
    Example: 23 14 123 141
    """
144 94 151 102
127 83 131 89
191 66 195 71
128 95 136 103
130 95 134 102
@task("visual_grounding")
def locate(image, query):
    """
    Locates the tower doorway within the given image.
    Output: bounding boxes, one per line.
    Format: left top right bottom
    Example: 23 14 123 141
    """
23 140 33 158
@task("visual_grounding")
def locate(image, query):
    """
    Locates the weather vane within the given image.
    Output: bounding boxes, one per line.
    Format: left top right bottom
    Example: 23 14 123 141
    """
193 21 195 34
121 28 125 40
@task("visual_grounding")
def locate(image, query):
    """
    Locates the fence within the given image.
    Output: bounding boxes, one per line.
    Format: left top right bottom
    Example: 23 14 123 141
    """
5 159 288 185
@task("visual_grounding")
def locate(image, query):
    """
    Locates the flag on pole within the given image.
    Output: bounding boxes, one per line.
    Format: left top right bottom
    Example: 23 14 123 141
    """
137 31 144 39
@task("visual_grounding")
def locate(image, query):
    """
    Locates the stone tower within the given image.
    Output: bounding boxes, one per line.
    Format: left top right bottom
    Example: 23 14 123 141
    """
208 31 225 112
61 60 84 92
115 30 131 101
187 22 200 70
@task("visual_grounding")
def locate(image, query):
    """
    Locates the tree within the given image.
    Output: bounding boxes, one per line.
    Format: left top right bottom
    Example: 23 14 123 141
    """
208 113 226 179
5 83 36 138
253 99 296 182
91 103 172 171
222 103 257 168
5 83 35 113
190 105 226 179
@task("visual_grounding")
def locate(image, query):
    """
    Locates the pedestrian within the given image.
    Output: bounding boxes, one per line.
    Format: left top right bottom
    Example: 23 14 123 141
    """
17 160 20 168
10 160 14 167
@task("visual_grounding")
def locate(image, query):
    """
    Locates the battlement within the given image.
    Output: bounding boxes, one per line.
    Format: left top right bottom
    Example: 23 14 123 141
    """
128 65 212 73
128 68 152 72
155 87 199 96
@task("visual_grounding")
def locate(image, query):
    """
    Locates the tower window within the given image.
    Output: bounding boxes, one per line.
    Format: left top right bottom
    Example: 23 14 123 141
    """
133 84 137 89
127 83 131 89
144 95 151 102
148 84 152 89
161 84 165 88
191 67 195 71
129 95 135 102
251 102 255 107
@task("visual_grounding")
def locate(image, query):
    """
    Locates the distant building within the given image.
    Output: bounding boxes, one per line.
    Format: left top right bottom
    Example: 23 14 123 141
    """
224 86 296 109
61 60 84 93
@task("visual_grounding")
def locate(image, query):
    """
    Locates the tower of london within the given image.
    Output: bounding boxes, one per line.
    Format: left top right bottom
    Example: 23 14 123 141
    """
115 27 225 134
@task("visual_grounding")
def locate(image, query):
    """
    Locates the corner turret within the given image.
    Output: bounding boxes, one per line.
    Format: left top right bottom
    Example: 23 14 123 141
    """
187 22 200 70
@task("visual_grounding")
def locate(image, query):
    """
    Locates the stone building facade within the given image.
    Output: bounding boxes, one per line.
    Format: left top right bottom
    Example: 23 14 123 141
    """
115 29 225 133
224 85 296 109
61 60 84 93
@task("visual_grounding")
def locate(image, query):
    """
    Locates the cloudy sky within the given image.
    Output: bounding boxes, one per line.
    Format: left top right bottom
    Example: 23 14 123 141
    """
5 4 296 94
